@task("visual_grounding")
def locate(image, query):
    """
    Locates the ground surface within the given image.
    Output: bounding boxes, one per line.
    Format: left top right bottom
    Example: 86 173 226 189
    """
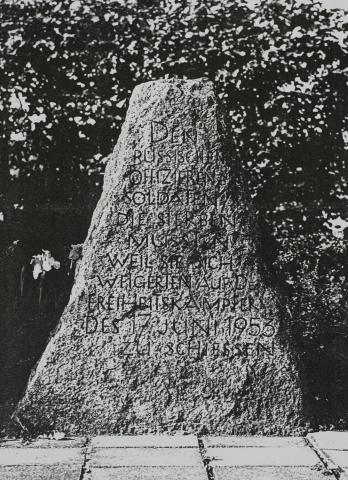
0 432 347 479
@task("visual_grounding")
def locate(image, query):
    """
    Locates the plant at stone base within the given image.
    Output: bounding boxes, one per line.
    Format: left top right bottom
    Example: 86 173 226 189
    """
29 250 61 305
68 243 83 273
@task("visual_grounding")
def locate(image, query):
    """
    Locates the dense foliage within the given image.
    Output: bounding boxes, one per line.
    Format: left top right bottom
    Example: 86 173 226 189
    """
0 0 348 430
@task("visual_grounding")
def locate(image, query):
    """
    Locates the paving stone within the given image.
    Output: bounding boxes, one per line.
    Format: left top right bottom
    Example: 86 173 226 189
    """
323 450 348 468
90 466 207 480
0 465 81 479
207 446 319 467
308 432 348 451
90 447 204 467
307 432 348 478
0 437 86 449
204 436 306 448
213 466 330 480
91 434 198 448
0 447 83 466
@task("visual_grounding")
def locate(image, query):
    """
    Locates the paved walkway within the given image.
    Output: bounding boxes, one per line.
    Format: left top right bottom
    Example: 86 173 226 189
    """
0 432 347 479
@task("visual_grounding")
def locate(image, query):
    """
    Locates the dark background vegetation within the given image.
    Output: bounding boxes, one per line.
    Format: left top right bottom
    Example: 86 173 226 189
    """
0 0 347 434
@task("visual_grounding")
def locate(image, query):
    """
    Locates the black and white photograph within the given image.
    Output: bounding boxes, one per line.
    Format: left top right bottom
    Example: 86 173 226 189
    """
0 0 348 478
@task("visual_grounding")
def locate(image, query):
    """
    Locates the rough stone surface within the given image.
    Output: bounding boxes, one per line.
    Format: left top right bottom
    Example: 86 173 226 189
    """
16 78 303 434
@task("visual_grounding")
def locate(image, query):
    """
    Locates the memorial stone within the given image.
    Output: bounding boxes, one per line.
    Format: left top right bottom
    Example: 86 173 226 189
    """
16 79 303 434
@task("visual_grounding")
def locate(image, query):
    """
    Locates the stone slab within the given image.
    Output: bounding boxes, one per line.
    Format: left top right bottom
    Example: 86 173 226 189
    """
307 432 348 478
204 436 305 448
323 450 348 468
90 466 207 480
0 447 83 466
213 466 329 480
90 447 204 467
91 434 198 448
15 78 303 436
207 447 319 467
0 465 81 479
307 432 348 451
0 437 86 449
